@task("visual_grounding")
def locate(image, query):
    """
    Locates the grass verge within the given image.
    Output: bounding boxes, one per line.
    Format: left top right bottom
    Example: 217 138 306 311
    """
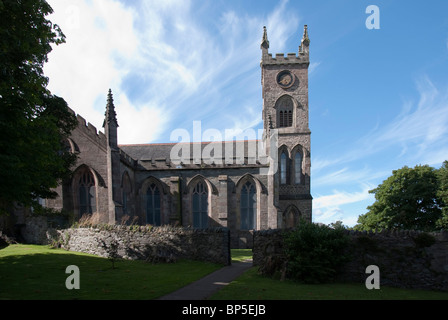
209 267 448 300
231 249 253 262
0 244 222 300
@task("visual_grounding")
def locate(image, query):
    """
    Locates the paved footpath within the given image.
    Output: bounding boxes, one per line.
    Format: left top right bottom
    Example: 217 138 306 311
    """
158 260 253 300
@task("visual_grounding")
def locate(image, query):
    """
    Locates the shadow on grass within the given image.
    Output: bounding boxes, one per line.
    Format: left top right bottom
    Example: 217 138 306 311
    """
0 245 222 300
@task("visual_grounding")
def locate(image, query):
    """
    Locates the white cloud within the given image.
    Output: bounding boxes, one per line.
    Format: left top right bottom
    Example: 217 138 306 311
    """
44 0 303 144
313 186 373 210
312 185 375 226
113 93 167 144
309 62 321 75
359 76 448 163
264 0 299 53
44 0 145 142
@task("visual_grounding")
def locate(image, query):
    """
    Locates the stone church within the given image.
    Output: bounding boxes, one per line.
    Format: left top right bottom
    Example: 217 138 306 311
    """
43 26 312 247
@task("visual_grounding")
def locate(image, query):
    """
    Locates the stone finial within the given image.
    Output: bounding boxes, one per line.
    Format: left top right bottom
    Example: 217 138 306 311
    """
260 26 269 50
299 25 310 54
103 89 118 127
302 25 310 46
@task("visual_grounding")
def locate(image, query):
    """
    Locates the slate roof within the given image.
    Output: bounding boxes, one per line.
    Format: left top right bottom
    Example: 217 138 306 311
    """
119 140 268 169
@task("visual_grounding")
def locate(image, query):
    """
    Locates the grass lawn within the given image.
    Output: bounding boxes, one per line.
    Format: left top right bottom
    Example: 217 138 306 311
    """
3 246 448 300
210 249 448 300
230 249 253 262
0 244 222 300
209 268 448 300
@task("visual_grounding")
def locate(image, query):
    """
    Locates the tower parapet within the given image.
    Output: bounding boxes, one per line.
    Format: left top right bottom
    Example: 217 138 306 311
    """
261 25 310 66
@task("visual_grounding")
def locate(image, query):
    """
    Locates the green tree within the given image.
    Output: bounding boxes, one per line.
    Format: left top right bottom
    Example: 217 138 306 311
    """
356 164 443 231
436 161 448 229
0 0 77 214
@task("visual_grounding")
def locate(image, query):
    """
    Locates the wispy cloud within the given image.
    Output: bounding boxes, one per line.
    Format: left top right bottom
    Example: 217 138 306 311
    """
362 77 448 161
312 185 375 225
312 75 448 226
315 76 448 172
312 166 386 188
44 0 302 144
313 186 374 210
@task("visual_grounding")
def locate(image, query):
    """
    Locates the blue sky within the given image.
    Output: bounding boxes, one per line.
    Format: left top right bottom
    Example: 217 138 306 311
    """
44 0 448 227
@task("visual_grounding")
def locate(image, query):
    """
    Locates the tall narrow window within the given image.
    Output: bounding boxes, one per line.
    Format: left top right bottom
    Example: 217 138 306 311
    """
294 151 302 184
146 183 161 226
79 170 96 216
280 152 287 184
192 181 208 228
284 207 299 229
240 181 257 230
276 96 294 128
122 173 132 216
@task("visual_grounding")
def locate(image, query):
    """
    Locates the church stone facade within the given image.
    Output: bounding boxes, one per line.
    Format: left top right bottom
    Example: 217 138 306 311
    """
44 26 312 247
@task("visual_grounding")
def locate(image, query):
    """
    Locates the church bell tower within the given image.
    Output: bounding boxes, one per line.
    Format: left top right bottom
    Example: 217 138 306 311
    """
261 25 312 228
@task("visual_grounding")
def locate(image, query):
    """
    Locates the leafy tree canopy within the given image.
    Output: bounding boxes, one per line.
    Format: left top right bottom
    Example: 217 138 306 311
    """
355 163 448 231
0 0 77 213
436 161 448 229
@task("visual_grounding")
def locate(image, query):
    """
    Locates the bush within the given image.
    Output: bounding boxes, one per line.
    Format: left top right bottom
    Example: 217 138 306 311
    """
413 232 436 248
284 221 350 283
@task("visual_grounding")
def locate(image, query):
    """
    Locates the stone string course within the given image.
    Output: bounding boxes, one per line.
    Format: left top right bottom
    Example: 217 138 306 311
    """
253 229 448 291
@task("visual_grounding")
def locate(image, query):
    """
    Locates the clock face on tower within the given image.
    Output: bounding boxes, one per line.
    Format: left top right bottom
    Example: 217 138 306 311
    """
276 70 295 89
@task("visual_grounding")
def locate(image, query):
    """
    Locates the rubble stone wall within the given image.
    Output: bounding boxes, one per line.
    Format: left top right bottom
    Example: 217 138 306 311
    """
253 229 448 291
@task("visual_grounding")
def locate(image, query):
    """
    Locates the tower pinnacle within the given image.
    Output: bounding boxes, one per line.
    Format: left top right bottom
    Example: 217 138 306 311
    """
103 89 118 128
260 26 269 50
299 25 310 54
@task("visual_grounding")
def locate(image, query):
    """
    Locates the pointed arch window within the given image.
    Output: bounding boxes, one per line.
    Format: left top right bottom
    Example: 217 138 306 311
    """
284 206 300 229
192 181 208 229
280 152 287 184
240 181 257 230
79 170 96 216
146 183 161 226
294 151 303 184
277 96 293 128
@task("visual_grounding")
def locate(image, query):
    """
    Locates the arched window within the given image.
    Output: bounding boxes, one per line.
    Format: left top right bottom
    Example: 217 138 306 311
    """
192 181 208 229
280 152 287 184
78 170 96 216
146 183 161 226
294 151 303 184
240 181 257 230
277 96 294 128
284 206 300 229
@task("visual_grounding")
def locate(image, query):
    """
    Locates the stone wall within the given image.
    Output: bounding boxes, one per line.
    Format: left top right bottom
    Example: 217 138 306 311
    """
19 215 66 245
16 216 230 265
232 230 254 249
57 225 231 265
253 229 448 291
339 230 448 291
